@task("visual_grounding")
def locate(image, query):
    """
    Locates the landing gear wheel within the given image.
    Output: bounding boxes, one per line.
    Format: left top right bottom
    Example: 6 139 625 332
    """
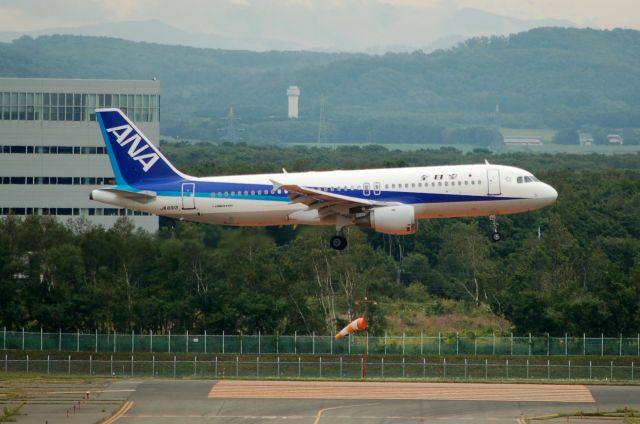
489 214 501 242
330 235 348 251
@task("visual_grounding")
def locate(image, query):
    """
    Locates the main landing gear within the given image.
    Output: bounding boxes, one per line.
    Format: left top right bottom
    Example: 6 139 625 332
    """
330 234 348 251
489 214 501 242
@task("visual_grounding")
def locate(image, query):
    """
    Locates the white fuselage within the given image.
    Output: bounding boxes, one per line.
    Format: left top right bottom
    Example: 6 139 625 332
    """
91 163 558 228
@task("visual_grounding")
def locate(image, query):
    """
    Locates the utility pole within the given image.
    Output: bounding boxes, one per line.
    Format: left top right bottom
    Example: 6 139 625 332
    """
355 297 376 379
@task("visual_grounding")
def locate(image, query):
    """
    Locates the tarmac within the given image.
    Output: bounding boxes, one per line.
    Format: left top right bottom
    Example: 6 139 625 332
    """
2 379 640 424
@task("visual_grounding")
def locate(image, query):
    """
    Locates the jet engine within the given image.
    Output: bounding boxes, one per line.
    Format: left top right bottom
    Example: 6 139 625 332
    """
356 205 417 235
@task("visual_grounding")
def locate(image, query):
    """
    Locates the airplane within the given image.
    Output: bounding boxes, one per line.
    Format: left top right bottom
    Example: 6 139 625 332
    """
90 108 558 250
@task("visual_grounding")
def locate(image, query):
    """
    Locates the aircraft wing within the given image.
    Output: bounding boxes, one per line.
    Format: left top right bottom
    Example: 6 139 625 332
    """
270 179 390 208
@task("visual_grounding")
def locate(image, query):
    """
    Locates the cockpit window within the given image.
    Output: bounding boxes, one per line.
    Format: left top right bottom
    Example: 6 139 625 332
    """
524 176 532 183
531 176 540 182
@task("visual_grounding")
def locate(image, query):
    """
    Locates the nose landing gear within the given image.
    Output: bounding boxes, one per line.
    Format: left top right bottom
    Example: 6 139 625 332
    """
490 214 501 241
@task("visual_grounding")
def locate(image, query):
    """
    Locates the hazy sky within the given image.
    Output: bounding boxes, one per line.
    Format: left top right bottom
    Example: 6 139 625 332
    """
1 0 639 50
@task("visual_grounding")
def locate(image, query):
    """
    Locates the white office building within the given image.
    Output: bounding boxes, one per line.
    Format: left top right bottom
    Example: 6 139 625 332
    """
0 78 161 231
287 85 300 119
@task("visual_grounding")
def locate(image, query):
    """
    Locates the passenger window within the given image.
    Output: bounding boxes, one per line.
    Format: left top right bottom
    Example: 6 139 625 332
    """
438 182 442 186
471 181 475 185
517 176 523 184
464 181 468 185
444 181 448 186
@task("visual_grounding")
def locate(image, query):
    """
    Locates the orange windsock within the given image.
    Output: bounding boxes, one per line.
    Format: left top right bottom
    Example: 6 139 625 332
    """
335 317 367 340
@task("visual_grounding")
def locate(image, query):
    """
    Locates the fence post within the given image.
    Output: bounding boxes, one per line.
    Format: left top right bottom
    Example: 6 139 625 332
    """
174 356 176 378
204 330 207 354
438 332 441 356
456 332 459 355
474 333 477 356
348 334 351 355
565 333 568 356
222 330 225 354
298 356 301 378
583 333 586 356
313 332 316 355
529 333 532 356
258 331 261 355
114 330 117 353
277 333 279 355
610 360 613 380
132 330 135 353
420 332 423 356
423 357 426 378
240 332 243 354
47 354 50 375
40 327 43 351
95 329 98 353
186 330 189 353
485 358 488 380
68 355 71 375
168 330 171 354
294 331 297 354
510 333 513 356
384 332 387 355
547 359 550 379
151 330 153 353
601 333 604 356
22 327 25 350
619 334 622 357
402 332 405 355
77 329 79 352
492 332 495 355
547 333 549 356
59 328 62 352
89 355 92 376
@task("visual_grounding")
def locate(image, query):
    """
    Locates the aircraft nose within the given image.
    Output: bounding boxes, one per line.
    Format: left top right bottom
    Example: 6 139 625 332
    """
544 184 558 204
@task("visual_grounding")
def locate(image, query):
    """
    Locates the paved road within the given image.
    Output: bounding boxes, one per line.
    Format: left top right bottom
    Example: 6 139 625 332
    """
5 379 640 424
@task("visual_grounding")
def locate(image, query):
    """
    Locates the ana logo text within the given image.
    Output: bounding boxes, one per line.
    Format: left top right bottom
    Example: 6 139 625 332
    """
106 124 159 172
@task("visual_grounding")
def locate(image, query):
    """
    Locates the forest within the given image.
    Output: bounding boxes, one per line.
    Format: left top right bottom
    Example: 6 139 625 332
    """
1 144 639 336
1 27 639 142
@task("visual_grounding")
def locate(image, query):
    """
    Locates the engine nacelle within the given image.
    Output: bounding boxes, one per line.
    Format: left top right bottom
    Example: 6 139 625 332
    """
356 205 417 235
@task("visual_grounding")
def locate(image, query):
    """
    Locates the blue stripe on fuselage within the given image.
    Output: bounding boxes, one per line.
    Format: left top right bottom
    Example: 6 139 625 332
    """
130 179 524 204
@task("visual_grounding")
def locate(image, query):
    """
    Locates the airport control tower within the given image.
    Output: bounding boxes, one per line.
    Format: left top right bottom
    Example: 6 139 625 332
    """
287 85 300 119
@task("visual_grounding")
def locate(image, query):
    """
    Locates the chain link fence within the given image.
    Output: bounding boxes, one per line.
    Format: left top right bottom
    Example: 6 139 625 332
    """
3 329 640 357
2 354 638 381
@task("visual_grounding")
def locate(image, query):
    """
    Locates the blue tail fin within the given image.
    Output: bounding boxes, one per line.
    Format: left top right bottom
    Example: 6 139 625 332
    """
96 108 184 187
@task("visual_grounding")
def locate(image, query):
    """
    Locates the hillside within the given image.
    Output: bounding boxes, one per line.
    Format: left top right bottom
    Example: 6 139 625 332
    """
1 28 639 142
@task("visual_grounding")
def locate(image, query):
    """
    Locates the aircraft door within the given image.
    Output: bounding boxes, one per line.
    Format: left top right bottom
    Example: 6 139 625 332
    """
182 182 196 209
487 169 501 195
373 182 381 196
363 183 371 196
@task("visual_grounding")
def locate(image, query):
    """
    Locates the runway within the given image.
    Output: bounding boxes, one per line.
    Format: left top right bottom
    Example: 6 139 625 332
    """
5 379 640 423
